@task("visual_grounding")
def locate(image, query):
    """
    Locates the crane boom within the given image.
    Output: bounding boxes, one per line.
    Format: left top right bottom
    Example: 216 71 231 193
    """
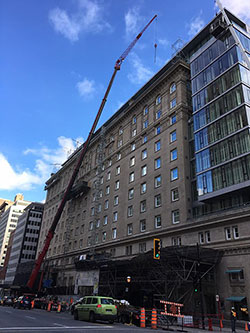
27 14 157 290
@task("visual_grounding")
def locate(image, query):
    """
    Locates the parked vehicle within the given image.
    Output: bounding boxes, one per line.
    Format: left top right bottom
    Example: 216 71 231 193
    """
74 296 117 324
2 296 14 306
13 296 32 309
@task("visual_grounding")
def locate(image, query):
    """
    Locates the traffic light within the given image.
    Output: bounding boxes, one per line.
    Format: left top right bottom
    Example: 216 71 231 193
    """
153 238 161 259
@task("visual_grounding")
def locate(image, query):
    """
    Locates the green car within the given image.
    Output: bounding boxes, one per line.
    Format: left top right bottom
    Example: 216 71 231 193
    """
74 296 117 324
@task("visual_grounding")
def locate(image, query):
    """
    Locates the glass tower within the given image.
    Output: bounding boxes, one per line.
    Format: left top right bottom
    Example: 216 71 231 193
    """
190 12 250 202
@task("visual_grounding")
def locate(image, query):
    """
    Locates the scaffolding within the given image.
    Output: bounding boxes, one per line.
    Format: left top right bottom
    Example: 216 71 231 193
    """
75 245 223 315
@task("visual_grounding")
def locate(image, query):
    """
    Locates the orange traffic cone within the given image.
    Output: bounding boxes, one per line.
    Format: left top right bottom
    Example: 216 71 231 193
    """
57 303 61 312
47 301 51 312
219 319 223 329
245 322 249 332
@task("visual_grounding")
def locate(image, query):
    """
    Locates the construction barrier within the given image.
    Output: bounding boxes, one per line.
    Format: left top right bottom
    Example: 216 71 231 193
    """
151 308 157 329
219 318 223 329
140 308 146 328
208 317 213 331
47 301 51 312
245 321 250 332
57 303 61 313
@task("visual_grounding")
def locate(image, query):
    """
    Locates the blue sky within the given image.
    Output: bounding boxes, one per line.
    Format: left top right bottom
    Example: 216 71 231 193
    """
1 0 250 203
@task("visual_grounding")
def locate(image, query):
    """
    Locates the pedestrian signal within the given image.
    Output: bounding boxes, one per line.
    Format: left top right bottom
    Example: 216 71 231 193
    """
153 238 161 259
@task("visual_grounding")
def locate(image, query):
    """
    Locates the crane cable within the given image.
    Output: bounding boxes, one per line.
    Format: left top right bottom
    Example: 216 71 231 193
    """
154 16 158 63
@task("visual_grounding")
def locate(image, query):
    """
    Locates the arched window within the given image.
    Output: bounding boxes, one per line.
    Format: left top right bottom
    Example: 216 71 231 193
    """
156 95 161 105
170 82 176 93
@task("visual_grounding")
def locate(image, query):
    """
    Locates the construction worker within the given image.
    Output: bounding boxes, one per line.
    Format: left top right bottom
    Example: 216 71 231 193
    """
230 307 237 333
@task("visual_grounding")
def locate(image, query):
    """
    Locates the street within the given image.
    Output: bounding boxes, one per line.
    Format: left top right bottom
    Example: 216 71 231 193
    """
0 306 150 333
0 305 248 333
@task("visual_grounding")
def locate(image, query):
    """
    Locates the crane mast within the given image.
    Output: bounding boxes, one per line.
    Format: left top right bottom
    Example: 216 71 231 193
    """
27 14 157 290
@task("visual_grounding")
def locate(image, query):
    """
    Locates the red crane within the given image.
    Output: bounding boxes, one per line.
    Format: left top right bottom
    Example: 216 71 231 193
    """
27 14 157 290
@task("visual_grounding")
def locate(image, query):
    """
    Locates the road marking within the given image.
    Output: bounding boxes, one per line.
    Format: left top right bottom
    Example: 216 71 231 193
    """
25 316 36 320
0 326 114 331
53 323 65 327
4 310 11 313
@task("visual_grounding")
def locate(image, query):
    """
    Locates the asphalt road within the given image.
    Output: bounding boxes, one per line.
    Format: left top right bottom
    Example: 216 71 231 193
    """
0 306 152 333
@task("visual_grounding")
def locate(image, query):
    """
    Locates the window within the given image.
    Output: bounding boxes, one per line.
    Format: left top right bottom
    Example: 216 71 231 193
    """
126 245 132 255
205 231 211 243
142 149 147 160
117 152 121 161
130 156 135 166
118 140 123 148
171 188 179 201
107 171 111 180
143 120 148 129
155 215 161 228
108 159 112 167
132 128 137 137
171 148 177 161
104 216 108 225
225 227 231 240
139 242 146 253
115 180 120 190
170 82 176 93
140 200 146 213
100 176 104 184
172 210 180 224
155 140 161 152
171 168 178 180
155 175 162 188
106 186 110 195
96 219 100 228
143 135 147 143
199 232 205 244
140 220 146 232
155 157 161 169
141 182 147 194
172 237 181 246
91 207 95 216
104 200 109 209
114 195 119 206
129 172 135 182
131 143 136 151
155 194 161 207
170 130 176 142
113 212 118 222
102 231 106 241
141 165 147 176
112 228 117 239
156 95 161 105
128 206 133 217
89 221 94 230
170 98 176 109
143 106 148 115
119 127 123 135
116 166 121 175
155 125 161 135
97 203 101 212
156 110 162 120
127 223 133 235
132 116 137 124
233 226 239 239
128 188 134 200
170 113 177 124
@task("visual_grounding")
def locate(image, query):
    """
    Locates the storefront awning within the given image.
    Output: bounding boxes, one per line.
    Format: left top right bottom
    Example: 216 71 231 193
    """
226 296 246 302
225 269 242 273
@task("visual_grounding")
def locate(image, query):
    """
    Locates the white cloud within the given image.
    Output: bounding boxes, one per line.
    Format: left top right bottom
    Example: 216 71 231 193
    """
125 7 143 38
49 0 111 42
220 0 250 25
158 39 170 48
127 53 154 85
187 11 205 37
76 78 96 98
0 136 83 191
